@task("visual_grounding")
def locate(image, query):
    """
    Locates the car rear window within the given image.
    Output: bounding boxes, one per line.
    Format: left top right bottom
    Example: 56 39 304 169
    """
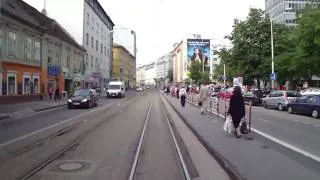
287 91 301 97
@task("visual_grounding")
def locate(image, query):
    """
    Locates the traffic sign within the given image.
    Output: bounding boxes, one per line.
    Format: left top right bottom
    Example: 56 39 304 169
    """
270 73 277 80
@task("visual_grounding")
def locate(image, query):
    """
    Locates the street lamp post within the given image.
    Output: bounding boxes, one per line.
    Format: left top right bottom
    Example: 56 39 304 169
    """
223 63 226 88
270 17 275 89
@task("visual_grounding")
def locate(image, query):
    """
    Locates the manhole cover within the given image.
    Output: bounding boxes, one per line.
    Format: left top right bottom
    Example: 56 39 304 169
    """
59 162 83 171
261 145 269 149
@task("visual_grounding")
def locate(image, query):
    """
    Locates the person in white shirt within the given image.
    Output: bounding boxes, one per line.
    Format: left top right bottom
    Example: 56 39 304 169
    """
179 86 187 107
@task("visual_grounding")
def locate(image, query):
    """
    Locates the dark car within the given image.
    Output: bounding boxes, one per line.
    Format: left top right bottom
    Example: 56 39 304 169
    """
68 89 98 109
287 95 320 118
243 90 263 106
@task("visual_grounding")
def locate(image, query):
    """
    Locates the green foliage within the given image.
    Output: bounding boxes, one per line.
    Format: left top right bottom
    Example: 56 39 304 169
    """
188 61 202 83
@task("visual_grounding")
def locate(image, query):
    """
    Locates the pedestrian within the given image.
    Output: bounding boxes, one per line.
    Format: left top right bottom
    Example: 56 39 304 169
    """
48 87 53 100
227 86 245 138
199 83 210 115
186 85 190 95
179 86 187 107
54 87 60 102
176 86 180 99
166 86 170 95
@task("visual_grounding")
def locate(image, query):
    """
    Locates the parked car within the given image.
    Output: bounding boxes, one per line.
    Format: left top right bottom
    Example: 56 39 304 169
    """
68 89 98 109
262 90 301 111
243 90 263 106
287 95 320 118
107 81 125 98
136 87 143 92
300 88 320 95
217 88 233 99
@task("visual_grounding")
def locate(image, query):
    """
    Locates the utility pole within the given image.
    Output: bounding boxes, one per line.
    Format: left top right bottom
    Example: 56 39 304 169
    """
270 17 275 89
223 64 226 88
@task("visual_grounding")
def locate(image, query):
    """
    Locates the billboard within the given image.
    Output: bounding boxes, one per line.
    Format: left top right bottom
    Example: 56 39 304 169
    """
187 39 211 72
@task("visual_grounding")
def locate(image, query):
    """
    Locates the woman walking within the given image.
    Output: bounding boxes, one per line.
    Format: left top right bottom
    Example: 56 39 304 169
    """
227 86 245 138
179 86 187 107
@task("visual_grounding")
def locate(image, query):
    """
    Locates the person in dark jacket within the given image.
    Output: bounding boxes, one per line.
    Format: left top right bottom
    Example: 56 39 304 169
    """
186 86 190 95
227 86 245 138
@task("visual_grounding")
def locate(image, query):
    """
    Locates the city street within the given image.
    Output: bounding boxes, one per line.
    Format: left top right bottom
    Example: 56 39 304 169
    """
0 90 228 180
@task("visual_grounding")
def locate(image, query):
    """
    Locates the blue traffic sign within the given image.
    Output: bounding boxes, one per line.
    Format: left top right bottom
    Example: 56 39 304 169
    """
270 73 277 80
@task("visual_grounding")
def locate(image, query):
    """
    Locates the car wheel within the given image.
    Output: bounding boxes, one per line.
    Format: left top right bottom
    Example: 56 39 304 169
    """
288 107 293 114
263 102 268 109
278 104 284 111
312 110 319 118
68 105 73 109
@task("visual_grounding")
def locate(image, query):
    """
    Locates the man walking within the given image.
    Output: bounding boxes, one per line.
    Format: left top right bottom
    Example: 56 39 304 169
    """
179 86 187 107
199 83 209 115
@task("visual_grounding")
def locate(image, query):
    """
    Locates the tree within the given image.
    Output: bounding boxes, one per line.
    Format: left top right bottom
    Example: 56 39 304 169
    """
188 61 202 83
199 71 210 84
167 68 173 82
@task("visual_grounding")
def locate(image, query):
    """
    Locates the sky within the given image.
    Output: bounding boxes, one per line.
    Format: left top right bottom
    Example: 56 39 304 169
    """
23 0 265 66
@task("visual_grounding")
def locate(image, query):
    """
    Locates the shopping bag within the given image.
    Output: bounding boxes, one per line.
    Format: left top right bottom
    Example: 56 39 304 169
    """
240 120 249 134
223 116 234 135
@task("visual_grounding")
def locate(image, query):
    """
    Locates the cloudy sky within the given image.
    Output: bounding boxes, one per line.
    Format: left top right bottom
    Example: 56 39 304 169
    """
23 0 264 66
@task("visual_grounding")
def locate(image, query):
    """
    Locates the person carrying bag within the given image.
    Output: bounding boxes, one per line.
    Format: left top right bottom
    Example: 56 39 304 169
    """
227 86 245 138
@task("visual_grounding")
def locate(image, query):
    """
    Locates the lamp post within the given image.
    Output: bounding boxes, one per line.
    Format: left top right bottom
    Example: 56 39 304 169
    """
270 17 275 89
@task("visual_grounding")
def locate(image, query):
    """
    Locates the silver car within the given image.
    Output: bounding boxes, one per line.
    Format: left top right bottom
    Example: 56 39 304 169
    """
262 90 301 111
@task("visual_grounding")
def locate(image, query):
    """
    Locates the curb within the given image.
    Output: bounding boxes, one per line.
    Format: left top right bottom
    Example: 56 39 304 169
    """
162 95 245 180
33 104 66 112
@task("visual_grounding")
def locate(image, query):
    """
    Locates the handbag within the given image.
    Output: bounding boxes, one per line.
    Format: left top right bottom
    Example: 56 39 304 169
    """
223 116 234 134
240 120 249 134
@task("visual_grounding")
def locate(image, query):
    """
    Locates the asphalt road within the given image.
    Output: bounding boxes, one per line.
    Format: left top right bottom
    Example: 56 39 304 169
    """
0 91 138 145
30 90 186 180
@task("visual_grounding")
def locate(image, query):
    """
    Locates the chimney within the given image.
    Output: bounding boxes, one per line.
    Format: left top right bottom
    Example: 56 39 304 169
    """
41 0 47 16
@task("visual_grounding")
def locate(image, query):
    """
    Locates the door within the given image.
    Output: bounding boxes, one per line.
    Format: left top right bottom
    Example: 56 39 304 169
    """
304 96 316 115
267 91 278 107
293 96 307 114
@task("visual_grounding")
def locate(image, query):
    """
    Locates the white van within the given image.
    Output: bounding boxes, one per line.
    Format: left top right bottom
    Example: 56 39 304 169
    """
107 81 125 98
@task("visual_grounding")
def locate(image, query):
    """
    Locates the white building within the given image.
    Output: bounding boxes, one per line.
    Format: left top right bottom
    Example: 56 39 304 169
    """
144 62 156 86
136 65 146 87
113 28 137 57
156 52 173 87
83 0 114 88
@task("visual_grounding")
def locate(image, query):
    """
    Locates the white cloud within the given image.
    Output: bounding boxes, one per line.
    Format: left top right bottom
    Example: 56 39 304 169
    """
23 0 264 65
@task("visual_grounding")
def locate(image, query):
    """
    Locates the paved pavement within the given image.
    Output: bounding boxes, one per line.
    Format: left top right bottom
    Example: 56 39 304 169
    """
164 95 320 180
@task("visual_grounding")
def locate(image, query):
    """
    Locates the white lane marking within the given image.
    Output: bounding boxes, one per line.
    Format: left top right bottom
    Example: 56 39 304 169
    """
0 103 113 148
162 103 191 180
128 103 152 180
207 106 320 163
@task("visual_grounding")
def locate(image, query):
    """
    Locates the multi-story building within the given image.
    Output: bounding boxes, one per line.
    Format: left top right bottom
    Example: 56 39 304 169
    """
136 65 146 87
156 52 173 87
266 0 320 25
112 44 136 88
83 0 114 88
0 0 86 103
144 62 156 86
172 41 184 83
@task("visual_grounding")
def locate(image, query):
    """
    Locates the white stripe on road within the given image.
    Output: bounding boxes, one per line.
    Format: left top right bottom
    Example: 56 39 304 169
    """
0 103 113 148
190 100 320 163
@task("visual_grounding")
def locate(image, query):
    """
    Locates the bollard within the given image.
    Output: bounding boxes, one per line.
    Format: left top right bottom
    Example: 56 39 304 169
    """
216 97 219 117
249 101 252 132
224 98 227 121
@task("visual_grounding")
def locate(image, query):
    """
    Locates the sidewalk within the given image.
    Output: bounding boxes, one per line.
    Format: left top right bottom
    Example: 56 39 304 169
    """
163 95 320 180
0 99 66 121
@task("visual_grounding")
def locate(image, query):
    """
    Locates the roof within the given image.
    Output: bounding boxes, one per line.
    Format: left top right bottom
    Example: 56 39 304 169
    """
113 43 135 60
87 0 115 27
1 0 85 51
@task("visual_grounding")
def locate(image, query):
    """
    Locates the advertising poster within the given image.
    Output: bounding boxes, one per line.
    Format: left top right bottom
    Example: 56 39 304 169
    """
187 39 211 72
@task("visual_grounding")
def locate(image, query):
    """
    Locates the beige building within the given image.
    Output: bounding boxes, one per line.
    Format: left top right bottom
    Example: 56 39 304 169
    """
172 41 185 83
112 44 136 88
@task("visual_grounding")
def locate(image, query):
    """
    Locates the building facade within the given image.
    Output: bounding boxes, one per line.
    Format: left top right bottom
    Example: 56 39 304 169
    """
156 52 173 87
0 0 85 103
266 0 320 25
136 65 146 87
83 0 114 88
172 41 184 83
144 62 156 86
112 44 136 88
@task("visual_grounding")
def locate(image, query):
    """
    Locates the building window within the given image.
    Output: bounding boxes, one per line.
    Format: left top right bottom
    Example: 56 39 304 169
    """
23 73 31 94
91 37 94 48
67 50 71 69
24 37 32 60
95 57 99 71
100 44 103 54
87 13 89 25
91 55 93 68
104 47 106 55
7 72 17 95
34 40 40 61
56 49 60 64
8 31 17 56
96 40 98 51
33 74 40 94
48 49 52 64
86 33 89 45
107 49 110 57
